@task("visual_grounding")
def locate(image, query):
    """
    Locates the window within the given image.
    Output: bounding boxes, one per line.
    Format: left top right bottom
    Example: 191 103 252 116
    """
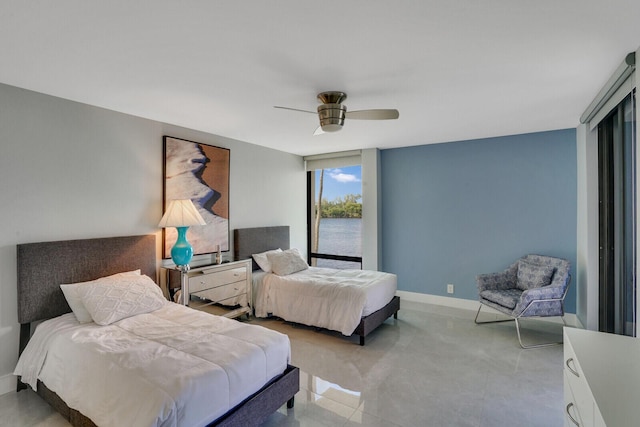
304 151 363 269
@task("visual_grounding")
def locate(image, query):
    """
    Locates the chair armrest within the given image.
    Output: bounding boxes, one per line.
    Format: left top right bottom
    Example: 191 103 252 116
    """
522 284 565 300
513 284 567 317
476 271 516 292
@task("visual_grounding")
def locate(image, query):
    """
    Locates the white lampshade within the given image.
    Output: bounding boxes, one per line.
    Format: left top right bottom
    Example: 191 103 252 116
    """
158 199 206 228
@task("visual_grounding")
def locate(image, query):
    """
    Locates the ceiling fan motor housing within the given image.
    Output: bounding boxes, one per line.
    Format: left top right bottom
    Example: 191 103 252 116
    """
317 103 346 132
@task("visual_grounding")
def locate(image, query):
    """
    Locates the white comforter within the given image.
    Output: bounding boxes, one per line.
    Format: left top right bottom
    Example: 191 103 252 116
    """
14 303 290 427
253 267 397 336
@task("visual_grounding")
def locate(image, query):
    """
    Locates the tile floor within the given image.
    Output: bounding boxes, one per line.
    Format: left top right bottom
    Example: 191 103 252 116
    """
0 301 566 427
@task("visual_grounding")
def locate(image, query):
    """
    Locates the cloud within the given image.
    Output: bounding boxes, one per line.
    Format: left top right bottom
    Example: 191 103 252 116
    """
328 169 360 183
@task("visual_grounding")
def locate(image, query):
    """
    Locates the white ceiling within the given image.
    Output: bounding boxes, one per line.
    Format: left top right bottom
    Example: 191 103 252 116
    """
1 1 639 156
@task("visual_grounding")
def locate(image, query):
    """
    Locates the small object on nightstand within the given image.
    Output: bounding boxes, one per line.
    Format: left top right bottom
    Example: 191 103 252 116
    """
215 244 222 265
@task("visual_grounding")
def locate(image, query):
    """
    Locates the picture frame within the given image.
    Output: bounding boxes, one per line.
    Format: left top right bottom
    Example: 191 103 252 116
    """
162 136 230 259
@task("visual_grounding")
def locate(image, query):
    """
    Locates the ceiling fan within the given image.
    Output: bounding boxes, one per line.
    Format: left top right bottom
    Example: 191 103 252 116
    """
274 91 399 135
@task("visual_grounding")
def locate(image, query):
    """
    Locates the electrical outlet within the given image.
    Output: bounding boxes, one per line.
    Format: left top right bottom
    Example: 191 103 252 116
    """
447 284 454 294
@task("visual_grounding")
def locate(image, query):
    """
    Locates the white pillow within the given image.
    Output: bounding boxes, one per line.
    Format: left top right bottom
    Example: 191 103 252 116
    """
60 269 141 323
77 274 166 326
267 248 309 276
252 248 282 272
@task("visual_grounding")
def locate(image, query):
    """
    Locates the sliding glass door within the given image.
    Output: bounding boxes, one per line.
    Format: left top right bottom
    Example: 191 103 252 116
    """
598 90 636 336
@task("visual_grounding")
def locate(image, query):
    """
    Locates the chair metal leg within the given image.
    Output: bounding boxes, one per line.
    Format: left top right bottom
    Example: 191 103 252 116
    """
476 303 564 349
514 317 564 349
474 303 514 325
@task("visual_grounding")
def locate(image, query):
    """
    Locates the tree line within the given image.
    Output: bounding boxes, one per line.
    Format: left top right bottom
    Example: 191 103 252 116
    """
317 194 362 218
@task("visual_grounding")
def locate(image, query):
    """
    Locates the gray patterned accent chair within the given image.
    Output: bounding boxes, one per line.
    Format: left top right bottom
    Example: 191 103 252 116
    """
474 254 571 349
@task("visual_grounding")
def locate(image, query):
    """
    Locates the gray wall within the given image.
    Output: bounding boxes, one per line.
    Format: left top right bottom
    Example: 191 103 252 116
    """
381 129 577 312
0 83 306 393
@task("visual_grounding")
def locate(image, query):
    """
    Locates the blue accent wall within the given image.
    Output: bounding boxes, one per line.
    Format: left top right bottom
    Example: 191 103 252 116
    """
381 129 577 313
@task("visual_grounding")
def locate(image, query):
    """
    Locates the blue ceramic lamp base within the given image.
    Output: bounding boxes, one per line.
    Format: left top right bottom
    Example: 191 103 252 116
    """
171 226 194 267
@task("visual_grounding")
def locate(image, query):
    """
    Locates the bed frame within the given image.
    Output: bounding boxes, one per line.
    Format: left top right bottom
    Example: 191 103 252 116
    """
16 234 299 427
234 226 400 345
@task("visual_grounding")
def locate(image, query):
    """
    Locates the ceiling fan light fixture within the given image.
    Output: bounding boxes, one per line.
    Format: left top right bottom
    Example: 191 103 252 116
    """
317 103 346 132
320 123 343 132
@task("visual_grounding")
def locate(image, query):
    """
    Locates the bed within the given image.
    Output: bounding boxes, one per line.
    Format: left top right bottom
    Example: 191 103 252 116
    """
14 234 299 427
234 226 400 345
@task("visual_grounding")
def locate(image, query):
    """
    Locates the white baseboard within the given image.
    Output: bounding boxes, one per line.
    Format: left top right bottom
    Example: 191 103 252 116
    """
396 290 480 310
0 373 16 396
396 290 580 327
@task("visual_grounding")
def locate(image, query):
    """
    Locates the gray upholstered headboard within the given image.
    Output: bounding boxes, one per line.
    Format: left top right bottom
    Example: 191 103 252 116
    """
234 226 290 270
17 234 156 325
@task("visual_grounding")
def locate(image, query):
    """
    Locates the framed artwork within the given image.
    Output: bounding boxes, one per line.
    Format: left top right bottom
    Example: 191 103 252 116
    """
162 136 230 259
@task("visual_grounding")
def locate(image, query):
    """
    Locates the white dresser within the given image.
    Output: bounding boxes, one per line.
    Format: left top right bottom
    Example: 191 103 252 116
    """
564 327 640 426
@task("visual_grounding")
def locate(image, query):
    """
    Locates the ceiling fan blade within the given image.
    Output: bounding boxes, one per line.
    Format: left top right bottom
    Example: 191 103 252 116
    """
345 109 399 120
313 126 324 136
274 106 316 114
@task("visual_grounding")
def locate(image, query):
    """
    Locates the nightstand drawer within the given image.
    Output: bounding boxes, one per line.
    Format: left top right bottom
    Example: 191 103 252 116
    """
163 259 252 320
188 267 247 293
191 281 248 306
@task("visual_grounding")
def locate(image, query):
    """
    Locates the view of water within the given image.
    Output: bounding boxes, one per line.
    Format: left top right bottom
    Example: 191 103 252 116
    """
315 218 362 269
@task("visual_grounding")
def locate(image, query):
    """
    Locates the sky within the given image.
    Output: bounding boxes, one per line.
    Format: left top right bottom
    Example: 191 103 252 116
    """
314 165 362 201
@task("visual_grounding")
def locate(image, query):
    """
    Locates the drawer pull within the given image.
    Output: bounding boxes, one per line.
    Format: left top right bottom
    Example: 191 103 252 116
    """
566 403 580 426
566 358 579 377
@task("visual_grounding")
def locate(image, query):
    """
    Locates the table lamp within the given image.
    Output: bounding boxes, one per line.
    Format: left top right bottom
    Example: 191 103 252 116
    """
158 199 206 269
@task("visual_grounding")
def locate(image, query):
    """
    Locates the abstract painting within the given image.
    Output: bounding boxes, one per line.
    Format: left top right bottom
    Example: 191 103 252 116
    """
162 136 230 258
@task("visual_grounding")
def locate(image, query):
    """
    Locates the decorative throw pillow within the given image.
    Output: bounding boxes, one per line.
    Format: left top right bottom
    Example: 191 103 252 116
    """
77 274 166 325
516 260 555 291
60 269 141 323
267 248 309 276
252 248 282 272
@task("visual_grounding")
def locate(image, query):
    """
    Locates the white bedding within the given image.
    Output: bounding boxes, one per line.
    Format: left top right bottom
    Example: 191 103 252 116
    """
252 267 397 336
15 303 290 427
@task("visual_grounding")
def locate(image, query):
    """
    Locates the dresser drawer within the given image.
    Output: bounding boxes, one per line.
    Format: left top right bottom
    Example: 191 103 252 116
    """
188 267 247 293
564 371 586 427
564 332 595 427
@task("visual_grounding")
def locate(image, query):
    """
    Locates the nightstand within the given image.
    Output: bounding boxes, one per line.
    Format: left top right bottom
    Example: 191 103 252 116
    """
164 259 252 319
